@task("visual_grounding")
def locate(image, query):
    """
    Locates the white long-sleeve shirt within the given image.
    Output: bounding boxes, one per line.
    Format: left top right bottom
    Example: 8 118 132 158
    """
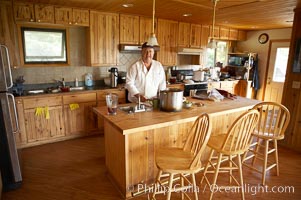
126 59 166 102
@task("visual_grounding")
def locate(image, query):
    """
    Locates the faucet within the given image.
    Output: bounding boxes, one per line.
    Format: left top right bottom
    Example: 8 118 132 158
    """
54 78 65 87
135 95 146 112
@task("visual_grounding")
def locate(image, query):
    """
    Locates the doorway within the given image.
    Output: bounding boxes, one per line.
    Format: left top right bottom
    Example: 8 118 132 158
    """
263 40 290 103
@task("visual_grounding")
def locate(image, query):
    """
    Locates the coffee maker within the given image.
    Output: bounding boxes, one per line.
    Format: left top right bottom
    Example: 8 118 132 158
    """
108 67 118 88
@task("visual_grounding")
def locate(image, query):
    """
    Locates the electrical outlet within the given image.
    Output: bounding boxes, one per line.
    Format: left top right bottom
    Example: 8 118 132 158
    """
292 81 301 89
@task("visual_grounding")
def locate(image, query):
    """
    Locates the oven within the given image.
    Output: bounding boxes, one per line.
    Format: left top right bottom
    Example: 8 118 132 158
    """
184 82 208 97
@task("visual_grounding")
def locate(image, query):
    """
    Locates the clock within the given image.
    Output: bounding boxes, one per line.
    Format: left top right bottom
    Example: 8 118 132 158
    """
258 33 269 44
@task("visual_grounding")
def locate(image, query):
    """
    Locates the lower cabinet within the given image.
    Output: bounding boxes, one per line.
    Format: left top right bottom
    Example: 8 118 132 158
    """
63 92 99 136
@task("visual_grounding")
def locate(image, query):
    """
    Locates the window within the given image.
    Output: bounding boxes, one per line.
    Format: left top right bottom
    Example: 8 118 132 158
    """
273 47 289 82
21 27 68 64
206 41 228 68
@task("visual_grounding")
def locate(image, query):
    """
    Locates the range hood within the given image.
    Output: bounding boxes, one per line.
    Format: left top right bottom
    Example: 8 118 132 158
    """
119 44 160 53
177 47 203 55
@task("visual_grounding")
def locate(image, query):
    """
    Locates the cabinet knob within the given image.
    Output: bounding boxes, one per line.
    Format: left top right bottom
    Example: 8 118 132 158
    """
37 19 41 22
30 18 34 22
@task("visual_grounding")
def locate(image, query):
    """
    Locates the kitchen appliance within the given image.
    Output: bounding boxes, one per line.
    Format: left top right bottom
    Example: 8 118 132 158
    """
228 53 249 67
159 88 184 112
85 73 93 87
193 70 205 82
171 69 194 81
0 44 22 191
184 82 208 97
108 67 118 88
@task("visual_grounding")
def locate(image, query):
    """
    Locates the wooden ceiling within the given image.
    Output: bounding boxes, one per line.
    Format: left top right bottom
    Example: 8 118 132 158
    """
17 0 301 30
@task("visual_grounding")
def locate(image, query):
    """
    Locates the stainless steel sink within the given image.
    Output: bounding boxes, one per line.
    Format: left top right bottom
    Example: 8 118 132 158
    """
119 104 152 114
27 89 46 94
69 86 85 91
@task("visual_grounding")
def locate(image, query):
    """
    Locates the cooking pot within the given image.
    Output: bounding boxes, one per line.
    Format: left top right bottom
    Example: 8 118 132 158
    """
159 88 184 112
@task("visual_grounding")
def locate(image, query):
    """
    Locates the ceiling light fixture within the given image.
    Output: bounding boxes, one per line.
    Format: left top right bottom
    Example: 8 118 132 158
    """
207 0 219 49
122 3 134 8
147 0 159 46
183 13 192 17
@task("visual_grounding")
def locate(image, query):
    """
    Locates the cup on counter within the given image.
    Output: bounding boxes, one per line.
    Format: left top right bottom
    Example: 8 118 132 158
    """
105 93 118 115
149 98 160 110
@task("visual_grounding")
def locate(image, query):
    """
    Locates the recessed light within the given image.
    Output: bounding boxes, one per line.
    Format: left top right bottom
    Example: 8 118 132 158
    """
122 4 134 8
183 13 192 17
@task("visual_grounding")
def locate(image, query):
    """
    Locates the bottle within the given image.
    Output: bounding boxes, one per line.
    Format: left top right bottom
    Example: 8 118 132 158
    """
85 73 93 87
75 78 79 87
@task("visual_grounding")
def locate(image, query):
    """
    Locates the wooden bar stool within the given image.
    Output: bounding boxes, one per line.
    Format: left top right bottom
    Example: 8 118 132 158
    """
201 109 259 200
242 102 290 185
151 113 212 200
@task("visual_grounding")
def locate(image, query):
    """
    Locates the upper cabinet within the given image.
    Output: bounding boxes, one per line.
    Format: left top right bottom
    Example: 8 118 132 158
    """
139 16 154 45
178 22 190 47
200 25 210 49
229 29 238 40
34 4 54 23
238 30 247 41
88 11 119 66
1 1 20 67
219 27 230 40
55 7 89 26
119 14 139 44
157 19 178 66
190 24 202 48
210 25 220 39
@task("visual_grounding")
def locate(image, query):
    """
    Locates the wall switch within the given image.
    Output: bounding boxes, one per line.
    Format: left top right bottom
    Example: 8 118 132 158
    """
292 81 301 89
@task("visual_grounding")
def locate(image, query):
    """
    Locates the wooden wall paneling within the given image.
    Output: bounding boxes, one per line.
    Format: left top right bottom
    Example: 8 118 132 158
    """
178 22 190 47
120 14 139 44
190 24 202 48
0 1 20 67
282 8 301 151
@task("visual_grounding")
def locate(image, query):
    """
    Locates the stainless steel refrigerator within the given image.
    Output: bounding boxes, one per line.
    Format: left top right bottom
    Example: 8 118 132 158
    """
0 44 22 191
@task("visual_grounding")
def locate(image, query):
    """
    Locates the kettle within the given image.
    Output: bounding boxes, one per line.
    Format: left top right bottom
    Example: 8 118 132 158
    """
85 73 93 87
108 67 118 88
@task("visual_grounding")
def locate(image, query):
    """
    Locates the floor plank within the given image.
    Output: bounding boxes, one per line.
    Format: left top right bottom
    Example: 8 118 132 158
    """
2 135 301 200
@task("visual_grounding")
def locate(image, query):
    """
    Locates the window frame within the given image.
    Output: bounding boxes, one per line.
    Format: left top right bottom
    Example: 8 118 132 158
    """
18 24 70 67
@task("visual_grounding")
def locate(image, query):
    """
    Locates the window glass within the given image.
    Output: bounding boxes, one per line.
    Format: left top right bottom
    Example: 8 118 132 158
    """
206 41 228 68
21 27 68 64
273 48 289 82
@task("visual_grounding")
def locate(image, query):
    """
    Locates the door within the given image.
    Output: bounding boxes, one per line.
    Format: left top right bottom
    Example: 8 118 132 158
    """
264 40 290 103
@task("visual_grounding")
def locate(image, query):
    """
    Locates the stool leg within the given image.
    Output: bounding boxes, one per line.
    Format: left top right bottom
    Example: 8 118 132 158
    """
166 173 174 200
200 149 214 185
229 155 233 184
209 153 223 200
274 139 279 176
237 154 245 200
252 137 261 165
152 169 163 199
181 174 184 200
262 140 269 185
191 173 198 200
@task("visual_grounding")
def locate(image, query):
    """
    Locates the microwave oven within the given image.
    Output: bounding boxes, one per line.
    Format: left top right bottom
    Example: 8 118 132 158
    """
228 53 249 67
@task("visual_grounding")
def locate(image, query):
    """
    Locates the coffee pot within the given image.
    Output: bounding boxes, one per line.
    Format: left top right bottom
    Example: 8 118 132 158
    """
108 67 118 88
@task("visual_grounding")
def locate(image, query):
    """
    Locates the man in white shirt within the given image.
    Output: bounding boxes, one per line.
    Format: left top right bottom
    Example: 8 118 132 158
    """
126 42 166 103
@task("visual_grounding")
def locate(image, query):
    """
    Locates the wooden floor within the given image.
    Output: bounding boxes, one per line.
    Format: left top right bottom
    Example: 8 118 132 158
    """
2 135 301 200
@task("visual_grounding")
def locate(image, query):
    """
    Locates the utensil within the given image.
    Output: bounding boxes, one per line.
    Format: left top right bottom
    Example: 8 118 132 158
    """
159 88 184 112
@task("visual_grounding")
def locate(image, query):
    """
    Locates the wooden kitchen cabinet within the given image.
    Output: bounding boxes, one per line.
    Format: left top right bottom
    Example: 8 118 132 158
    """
120 14 139 44
14 99 27 148
200 25 210 49
139 16 154 45
22 96 65 144
190 24 202 48
34 4 54 23
157 19 178 66
210 25 220 39
229 28 239 40
238 30 247 41
63 92 98 136
55 7 89 26
219 26 230 40
178 22 190 47
88 11 119 66
0 1 20 67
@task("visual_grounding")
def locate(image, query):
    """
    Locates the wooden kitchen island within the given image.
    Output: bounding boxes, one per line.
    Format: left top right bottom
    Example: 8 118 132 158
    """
93 97 260 199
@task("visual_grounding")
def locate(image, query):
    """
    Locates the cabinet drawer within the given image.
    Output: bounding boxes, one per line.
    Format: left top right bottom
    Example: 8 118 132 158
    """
97 89 125 101
63 93 96 104
23 96 62 109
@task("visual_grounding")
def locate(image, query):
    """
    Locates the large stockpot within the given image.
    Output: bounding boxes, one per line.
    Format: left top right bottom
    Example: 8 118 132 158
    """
159 88 184 112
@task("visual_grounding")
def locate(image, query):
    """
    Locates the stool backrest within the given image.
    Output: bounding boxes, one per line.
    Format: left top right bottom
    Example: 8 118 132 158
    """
221 109 259 154
252 102 290 139
183 113 212 169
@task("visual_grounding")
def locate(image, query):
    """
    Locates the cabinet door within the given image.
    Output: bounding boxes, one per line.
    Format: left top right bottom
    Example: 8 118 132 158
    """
178 22 190 47
210 25 220 38
139 16 153 45
72 8 89 26
55 7 72 25
200 25 210 49
157 46 177 66
13 2 35 22
24 105 65 143
219 27 230 40
14 99 27 148
120 14 139 44
34 4 54 23
238 30 247 41
190 24 202 48
89 11 119 66
0 2 20 67
229 29 238 40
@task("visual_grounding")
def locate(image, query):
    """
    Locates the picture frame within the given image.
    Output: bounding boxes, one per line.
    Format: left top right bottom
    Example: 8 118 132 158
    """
293 38 301 73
